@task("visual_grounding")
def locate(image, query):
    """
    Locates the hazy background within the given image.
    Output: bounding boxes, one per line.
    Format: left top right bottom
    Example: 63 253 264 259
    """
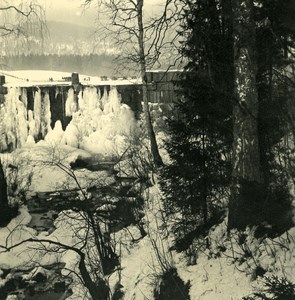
0 0 167 76
42 0 163 26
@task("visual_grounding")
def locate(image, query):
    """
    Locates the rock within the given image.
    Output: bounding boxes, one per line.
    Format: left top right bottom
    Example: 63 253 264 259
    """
54 281 66 293
6 295 18 300
27 285 35 296
32 272 46 283
4 279 16 293
30 267 48 283
0 268 11 279
52 213 59 219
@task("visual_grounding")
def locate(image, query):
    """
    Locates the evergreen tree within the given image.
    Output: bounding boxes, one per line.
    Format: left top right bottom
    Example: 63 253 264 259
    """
161 0 295 240
255 0 295 233
160 0 233 250
229 0 295 232
228 0 263 230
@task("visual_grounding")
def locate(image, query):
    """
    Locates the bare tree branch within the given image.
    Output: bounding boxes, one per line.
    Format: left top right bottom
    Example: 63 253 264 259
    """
0 4 35 17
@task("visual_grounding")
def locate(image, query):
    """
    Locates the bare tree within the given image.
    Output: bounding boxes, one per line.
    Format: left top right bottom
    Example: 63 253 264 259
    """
0 234 110 299
0 0 46 224
0 157 119 299
84 0 181 167
0 0 47 56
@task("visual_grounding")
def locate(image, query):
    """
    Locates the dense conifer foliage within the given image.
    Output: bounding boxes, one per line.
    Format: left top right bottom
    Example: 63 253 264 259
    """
159 0 233 249
160 0 295 245
255 0 295 233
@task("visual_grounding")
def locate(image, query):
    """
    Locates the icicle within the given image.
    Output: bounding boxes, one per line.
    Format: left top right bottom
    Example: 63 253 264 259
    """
28 110 37 138
41 90 51 138
104 86 121 115
101 86 108 111
33 88 42 139
5 87 17 136
16 98 28 148
20 88 28 108
96 87 102 109
1 87 22 150
65 88 77 117
82 87 100 113
62 123 79 148
78 89 85 111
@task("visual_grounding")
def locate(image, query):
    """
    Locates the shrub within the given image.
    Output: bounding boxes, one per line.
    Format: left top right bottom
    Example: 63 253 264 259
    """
243 275 295 300
153 267 190 300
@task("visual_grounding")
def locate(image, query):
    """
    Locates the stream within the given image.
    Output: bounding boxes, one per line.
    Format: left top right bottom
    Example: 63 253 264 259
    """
0 161 143 300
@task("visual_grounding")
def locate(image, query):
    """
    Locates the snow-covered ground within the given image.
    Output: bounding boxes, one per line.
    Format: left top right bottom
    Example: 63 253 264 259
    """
2 175 294 300
1 138 295 299
0 71 294 299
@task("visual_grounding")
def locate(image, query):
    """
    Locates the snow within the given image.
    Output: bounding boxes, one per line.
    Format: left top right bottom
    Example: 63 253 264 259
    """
107 185 251 300
12 144 114 193
45 120 64 146
0 86 53 151
1 70 141 87
0 206 34 269
62 123 79 148
1 83 137 157
0 87 30 151
108 181 295 300
61 85 137 156
1 147 295 299
33 88 42 138
1 71 295 299
0 206 89 299
65 88 77 117
41 90 51 137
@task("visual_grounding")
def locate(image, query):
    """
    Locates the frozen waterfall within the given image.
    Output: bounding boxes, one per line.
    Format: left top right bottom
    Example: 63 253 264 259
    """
0 85 137 157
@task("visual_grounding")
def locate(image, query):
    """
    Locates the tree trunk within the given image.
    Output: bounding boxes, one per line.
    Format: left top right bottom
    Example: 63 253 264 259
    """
79 252 110 300
0 159 10 226
228 0 264 230
137 0 163 167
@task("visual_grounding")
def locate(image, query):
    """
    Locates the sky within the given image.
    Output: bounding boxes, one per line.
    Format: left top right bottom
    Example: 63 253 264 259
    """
41 0 163 27
41 0 98 27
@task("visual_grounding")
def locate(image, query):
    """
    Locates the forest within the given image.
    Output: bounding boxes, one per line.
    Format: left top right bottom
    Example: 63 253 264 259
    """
1 55 118 77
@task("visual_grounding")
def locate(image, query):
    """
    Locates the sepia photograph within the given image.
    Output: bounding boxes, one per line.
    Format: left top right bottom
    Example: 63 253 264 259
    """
0 0 295 299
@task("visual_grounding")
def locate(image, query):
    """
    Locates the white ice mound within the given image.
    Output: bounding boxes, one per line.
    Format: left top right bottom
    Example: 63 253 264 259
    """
65 86 136 155
45 120 64 146
44 86 137 156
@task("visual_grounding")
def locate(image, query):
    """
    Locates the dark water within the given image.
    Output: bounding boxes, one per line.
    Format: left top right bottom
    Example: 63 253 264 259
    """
26 291 66 300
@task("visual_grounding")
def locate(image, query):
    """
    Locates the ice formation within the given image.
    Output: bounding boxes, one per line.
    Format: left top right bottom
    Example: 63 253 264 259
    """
41 90 51 138
0 87 28 151
33 88 42 139
1 84 136 157
0 87 52 152
65 88 77 117
45 120 64 146
63 86 137 156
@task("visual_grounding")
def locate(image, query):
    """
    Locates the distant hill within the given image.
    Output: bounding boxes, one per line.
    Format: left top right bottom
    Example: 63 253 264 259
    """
46 21 95 44
0 54 138 77
0 20 178 75
0 20 116 56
